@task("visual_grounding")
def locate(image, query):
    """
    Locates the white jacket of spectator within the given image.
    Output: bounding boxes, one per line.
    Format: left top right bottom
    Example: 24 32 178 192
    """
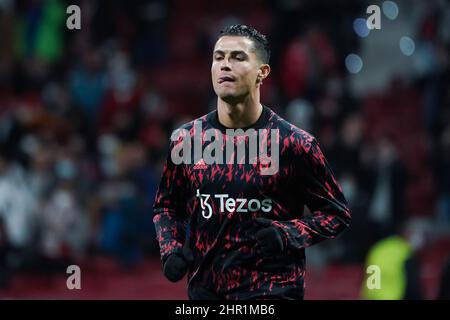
0 164 38 248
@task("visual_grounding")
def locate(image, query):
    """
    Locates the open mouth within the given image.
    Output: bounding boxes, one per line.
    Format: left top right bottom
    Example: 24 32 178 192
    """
218 76 235 84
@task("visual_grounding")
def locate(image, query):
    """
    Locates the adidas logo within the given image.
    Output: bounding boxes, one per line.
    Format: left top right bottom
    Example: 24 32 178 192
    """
193 159 208 170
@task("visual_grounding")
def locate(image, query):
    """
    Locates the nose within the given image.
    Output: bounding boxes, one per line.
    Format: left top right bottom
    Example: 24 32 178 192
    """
220 58 231 71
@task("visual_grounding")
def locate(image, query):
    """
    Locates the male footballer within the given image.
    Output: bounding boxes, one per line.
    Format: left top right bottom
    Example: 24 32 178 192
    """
153 24 351 299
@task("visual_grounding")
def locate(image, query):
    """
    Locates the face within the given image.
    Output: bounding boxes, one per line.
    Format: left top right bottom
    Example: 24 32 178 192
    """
211 36 269 104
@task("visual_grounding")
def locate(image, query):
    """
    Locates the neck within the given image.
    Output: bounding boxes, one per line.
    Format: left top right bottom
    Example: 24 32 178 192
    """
217 93 263 129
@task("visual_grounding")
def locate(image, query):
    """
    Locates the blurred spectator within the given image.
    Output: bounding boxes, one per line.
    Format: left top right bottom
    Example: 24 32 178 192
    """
15 0 65 64
0 216 11 288
361 218 428 300
69 46 108 132
338 171 372 263
368 138 409 240
335 112 364 175
37 179 89 269
97 141 157 268
280 26 338 101
131 0 170 67
98 50 141 140
438 255 450 300
98 178 142 269
435 125 450 232
0 148 38 257
285 98 315 133
0 0 15 91
280 35 311 99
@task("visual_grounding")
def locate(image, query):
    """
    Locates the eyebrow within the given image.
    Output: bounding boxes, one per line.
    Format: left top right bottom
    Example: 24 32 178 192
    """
213 50 248 56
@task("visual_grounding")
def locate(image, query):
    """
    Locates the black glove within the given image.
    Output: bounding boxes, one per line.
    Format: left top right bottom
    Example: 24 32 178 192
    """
253 218 285 256
163 247 193 282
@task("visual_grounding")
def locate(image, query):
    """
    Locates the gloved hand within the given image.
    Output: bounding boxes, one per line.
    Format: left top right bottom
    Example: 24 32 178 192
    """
253 217 285 256
163 247 193 282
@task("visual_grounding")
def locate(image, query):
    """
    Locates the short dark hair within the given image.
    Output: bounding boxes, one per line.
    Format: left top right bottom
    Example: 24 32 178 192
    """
219 24 270 64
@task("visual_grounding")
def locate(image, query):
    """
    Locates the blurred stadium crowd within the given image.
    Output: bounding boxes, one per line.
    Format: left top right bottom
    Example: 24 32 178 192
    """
0 0 449 298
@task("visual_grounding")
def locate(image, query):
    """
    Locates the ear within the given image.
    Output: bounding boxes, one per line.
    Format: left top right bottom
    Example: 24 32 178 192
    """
257 64 271 84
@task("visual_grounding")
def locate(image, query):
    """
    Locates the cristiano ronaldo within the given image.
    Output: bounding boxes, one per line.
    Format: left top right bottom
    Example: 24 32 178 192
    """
153 24 351 300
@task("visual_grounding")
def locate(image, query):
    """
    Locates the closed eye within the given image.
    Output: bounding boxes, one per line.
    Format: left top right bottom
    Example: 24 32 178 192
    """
234 54 247 61
213 51 248 61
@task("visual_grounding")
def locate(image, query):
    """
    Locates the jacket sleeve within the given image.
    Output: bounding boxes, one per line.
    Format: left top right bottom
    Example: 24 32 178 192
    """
153 139 189 265
272 137 351 252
